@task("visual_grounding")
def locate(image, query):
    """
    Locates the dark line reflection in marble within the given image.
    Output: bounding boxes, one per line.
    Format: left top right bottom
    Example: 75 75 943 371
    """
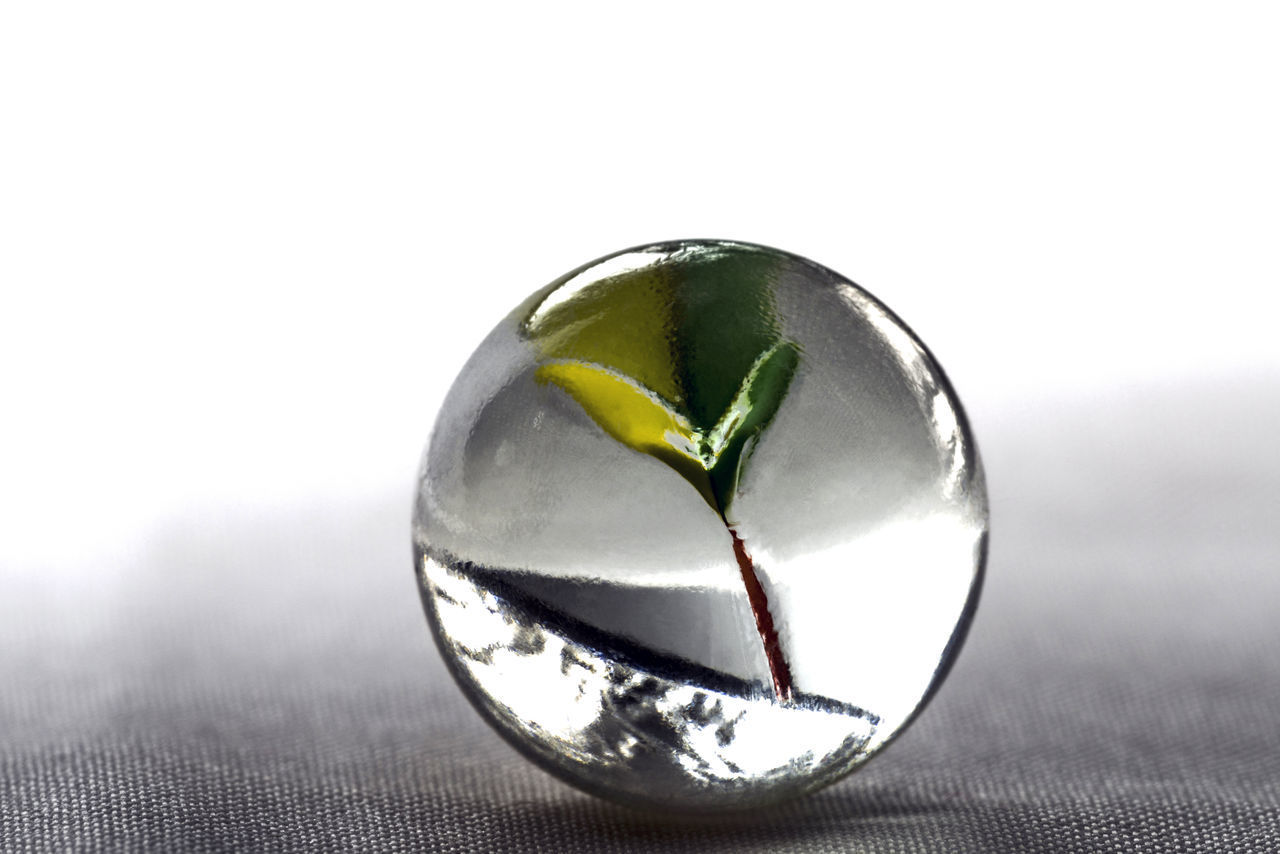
420 551 879 810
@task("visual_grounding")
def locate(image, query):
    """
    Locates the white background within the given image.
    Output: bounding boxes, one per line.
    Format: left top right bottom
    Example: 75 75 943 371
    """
2 4 1278 570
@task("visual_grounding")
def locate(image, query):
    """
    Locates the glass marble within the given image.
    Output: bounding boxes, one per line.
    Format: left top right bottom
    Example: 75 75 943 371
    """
413 240 988 811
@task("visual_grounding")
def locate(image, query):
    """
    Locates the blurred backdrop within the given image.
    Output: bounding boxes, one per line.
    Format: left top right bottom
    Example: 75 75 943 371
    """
3 4 1276 572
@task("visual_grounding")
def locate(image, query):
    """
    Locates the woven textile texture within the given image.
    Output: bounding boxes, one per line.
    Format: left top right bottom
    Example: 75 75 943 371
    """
2 381 1277 852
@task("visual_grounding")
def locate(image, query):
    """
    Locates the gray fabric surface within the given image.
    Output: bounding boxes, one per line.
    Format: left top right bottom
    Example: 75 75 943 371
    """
2 380 1278 852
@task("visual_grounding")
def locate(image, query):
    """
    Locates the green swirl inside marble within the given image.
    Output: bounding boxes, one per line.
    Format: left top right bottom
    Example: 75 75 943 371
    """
522 244 800 522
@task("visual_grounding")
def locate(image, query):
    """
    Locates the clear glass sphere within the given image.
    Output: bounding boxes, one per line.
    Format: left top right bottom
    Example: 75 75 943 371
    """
413 240 988 811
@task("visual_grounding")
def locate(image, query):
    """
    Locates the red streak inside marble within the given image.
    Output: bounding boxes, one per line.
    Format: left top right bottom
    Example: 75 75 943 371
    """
728 526 793 703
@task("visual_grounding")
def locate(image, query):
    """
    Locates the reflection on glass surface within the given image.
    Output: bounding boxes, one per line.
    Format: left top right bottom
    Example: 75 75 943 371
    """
414 240 988 810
